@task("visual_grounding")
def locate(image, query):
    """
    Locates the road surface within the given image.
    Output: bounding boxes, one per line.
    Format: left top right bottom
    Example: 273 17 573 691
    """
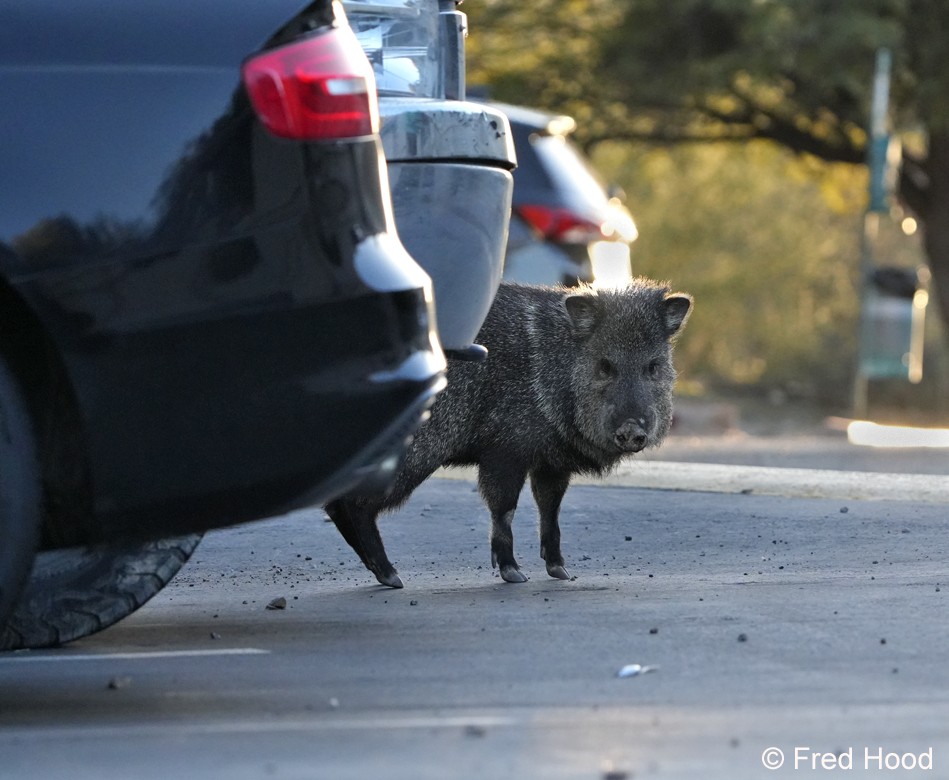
2 454 948 779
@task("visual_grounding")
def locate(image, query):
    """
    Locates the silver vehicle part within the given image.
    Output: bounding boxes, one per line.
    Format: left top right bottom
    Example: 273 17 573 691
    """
388 161 512 347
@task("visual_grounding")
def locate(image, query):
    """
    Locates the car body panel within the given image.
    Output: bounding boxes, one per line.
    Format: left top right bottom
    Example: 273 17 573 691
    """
378 98 515 163
1 0 445 543
502 220 591 285
387 158 511 349
379 104 514 349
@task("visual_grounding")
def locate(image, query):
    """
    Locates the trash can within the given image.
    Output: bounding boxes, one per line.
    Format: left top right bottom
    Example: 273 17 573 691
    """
859 265 930 383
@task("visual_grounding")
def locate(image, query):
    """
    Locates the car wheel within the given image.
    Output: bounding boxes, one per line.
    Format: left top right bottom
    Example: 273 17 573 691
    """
0 534 202 650
0 354 42 630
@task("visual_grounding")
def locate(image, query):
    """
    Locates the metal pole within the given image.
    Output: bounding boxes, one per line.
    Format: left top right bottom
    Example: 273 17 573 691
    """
438 0 466 101
852 48 892 419
853 212 879 419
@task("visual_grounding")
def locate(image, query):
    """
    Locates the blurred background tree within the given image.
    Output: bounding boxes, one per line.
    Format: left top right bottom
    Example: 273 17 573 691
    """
591 140 867 401
466 0 948 411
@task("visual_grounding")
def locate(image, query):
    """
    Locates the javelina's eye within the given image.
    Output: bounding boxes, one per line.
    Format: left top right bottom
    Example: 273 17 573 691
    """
596 358 615 380
646 359 661 377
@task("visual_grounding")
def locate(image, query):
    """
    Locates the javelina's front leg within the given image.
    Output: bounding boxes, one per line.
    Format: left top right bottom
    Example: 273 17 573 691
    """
478 458 530 583
530 468 571 580
325 498 403 589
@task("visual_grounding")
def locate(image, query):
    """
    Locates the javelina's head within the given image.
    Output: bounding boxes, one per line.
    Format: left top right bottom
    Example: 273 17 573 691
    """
563 280 692 456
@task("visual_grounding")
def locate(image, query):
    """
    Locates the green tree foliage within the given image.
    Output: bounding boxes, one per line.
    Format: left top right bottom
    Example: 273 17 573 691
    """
467 0 622 137
466 0 949 344
591 140 870 398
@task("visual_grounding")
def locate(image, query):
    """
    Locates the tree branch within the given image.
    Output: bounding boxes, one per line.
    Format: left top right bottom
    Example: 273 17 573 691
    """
584 126 754 149
697 87 866 164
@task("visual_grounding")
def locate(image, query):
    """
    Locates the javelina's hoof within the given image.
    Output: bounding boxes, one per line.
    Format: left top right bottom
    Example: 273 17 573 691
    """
546 563 570 580
375 570 404 589
500 565 528 583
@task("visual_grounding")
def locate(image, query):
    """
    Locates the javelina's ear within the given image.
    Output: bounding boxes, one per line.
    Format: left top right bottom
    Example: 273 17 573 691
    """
563 293 600 338
662 293 692 338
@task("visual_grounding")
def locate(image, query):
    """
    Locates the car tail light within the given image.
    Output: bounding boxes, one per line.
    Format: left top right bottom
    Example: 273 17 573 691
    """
516 205 607 245
242 25 379 140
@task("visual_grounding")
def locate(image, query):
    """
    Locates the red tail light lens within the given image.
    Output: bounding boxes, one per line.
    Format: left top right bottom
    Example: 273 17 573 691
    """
516 205 606 245
242 25 379 140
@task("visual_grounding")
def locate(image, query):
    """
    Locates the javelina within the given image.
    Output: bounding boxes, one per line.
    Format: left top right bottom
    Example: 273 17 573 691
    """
326 280 692 588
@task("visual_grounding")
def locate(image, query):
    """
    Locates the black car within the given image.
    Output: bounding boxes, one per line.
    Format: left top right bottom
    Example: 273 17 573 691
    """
0 0 445 648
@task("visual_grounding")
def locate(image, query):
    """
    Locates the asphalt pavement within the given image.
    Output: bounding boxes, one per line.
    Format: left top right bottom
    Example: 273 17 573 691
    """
1 427 948 779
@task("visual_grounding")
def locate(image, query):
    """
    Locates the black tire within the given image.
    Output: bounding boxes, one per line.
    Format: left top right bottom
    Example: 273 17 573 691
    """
0 534 201 650
0 355 42 629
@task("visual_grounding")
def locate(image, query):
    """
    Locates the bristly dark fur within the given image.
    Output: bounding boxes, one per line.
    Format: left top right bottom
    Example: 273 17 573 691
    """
326 279 692 588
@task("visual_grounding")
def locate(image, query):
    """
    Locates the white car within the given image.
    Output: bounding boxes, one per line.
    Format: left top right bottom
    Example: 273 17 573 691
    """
487 102 638 289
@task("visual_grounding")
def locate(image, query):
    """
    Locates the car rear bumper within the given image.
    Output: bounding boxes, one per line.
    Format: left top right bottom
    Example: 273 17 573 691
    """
284 366 446 513
79 286 446 542
380 99 515 349
388 160 511 348
88 378 446 542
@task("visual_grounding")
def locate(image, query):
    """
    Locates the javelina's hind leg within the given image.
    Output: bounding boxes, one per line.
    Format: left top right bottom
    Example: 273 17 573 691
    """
325 498 403 589
325 499 369 565
530 468 571 580
479 459 529 583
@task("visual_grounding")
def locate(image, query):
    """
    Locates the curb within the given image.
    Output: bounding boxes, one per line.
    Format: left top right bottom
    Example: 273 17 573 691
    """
433 462 949 504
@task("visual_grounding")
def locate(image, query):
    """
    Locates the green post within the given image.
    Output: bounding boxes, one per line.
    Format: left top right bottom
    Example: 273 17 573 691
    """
853 48 892 419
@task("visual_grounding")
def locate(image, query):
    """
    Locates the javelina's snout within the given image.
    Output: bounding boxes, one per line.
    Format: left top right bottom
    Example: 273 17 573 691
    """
613 417 650 452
